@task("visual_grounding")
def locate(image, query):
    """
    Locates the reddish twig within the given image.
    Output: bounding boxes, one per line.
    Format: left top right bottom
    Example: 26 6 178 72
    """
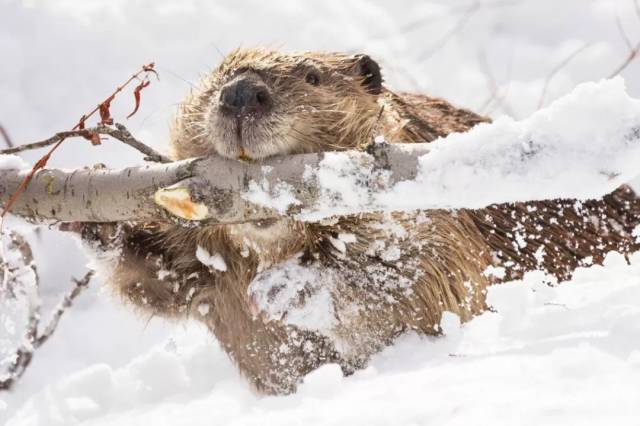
0 63 159 220
127 80 152 119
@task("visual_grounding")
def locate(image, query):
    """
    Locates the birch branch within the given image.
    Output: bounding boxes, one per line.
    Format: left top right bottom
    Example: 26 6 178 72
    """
0 80 639 225
0 143 431 224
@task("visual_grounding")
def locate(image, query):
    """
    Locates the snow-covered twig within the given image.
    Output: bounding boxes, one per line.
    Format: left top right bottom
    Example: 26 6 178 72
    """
1 231 38 301
0 270 94 391
34 271 94 347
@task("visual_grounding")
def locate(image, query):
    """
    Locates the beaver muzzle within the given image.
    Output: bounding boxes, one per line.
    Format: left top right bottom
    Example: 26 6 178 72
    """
219 75 273 119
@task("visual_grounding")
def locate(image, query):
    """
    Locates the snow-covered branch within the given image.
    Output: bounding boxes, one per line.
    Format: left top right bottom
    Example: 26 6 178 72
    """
0 228 94 392
1 79 640 226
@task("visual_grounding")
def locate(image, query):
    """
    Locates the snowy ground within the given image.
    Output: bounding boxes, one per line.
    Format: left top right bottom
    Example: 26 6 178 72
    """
2 0 640 424
6 252 640 425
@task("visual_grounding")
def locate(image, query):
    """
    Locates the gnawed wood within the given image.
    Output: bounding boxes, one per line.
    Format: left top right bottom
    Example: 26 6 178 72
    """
0 142 430 224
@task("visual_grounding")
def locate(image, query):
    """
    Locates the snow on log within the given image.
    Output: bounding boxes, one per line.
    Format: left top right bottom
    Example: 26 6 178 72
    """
1 78 639 224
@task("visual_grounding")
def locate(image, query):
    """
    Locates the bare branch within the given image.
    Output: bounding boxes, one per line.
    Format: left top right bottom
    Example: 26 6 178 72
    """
0 129 94 155
1 80 640 226
0 119 639 226
0 347 34 391
477 51 499 112
0 64 159 221
1 231 38 300
538 43 592 109
609 43 640 78
0 144 436 224
0 130 89 155
608 0 640 78
418 1 481 61
1 227 93 392
1 231 40 391
616 13 634 50
477 50 515 116
370 0 520 43
99 124 172 163
0 125 14 148
0 153 201 223
0 123 171 163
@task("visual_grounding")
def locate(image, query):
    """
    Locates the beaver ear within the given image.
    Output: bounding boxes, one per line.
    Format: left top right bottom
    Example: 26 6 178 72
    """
353 54 383 95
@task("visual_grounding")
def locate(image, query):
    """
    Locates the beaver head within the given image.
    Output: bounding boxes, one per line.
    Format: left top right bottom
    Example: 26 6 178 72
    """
171 48 384 161
167 48 486 264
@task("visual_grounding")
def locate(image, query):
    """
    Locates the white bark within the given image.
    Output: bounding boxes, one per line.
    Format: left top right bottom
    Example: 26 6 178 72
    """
2 80 640 224
0 143 430 224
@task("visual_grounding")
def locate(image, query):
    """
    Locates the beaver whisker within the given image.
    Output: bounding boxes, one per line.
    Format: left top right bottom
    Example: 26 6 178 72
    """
179 112 207 118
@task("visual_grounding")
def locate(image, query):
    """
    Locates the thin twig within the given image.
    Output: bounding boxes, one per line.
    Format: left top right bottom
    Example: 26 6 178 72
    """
0 129 98 155
477 50 515 116
418 1 481 61
34 271 94 347
102 123 172 163
616 14 634 50
0 125 14 148
608 42 640 78
0 124 171 163
1 231 40 391
0 270 94 391
370 0 520 42
538 43 592 109
608 0 640 78
1 231 37 304
0 63 158 220
477 51 499 113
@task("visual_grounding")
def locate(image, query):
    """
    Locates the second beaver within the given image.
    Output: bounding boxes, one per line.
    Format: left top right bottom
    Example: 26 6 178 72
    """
85 48 640 394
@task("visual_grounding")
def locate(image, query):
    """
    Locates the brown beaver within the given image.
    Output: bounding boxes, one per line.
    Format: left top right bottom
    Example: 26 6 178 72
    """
83 48 640 394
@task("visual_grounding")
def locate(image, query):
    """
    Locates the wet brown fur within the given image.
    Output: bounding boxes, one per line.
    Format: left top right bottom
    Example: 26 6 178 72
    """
97 48 640 394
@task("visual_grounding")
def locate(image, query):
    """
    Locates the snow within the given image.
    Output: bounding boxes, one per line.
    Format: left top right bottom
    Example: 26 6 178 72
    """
0 155 28 171
248 258 337 333
196 303 210 317
633 224 640 243
242 178 301 215
291 78 640 220
2 0 640 424
6 251 640 425
195 246 227 272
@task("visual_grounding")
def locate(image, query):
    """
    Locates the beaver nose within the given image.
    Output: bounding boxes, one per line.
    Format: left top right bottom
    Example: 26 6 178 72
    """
219 77 272 116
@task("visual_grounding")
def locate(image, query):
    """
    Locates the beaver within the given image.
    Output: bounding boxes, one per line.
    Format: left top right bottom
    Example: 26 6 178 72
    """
83 48 640 394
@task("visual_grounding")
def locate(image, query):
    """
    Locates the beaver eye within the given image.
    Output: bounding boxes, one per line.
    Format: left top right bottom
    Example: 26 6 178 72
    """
305 71 320 86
